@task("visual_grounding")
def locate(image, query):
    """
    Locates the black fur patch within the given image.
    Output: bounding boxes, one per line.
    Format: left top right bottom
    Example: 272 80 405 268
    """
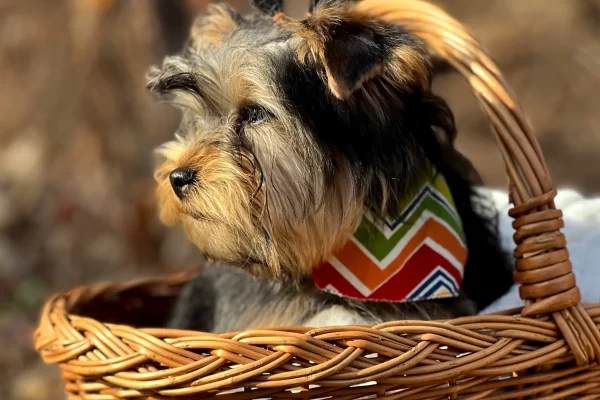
324 23 388 95
276 49 431 218
274 47 512 311
316 15 426 99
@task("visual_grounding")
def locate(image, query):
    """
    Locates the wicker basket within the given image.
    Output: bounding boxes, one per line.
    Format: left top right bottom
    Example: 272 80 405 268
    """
35 0 600 398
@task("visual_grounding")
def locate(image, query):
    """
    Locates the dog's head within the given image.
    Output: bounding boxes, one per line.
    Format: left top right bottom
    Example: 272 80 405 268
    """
148 0 456 279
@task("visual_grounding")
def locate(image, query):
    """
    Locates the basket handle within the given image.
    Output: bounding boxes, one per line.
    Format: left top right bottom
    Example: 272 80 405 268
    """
356 0 600 365
356 0 579 317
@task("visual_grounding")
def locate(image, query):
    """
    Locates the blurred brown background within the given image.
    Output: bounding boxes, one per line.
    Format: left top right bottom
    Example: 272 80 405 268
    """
2 0 599 398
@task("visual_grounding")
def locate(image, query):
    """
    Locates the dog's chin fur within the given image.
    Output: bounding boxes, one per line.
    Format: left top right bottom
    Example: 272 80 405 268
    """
155 134 364 279
148 0 514 330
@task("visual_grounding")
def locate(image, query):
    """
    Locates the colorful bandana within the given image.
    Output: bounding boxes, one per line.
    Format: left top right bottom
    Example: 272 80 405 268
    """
312 170 467 302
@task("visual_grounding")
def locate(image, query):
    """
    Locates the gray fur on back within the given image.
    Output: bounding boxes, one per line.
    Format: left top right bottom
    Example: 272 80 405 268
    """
169 264 477 333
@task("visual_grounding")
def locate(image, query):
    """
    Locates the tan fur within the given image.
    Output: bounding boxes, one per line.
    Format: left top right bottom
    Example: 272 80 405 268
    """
151 53 365 278
155 132 363 278
190 4 239 49
151 2 430 280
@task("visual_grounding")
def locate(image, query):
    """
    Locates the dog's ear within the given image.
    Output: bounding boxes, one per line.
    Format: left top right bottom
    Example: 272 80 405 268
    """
294 3 430 100
249 0 283 16
189 4 242 49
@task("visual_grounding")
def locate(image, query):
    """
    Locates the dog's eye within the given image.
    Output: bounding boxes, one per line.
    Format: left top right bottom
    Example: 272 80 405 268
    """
239 105 270 126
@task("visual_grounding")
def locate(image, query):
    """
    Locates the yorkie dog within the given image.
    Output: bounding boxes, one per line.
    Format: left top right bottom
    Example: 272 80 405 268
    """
148 0 513 333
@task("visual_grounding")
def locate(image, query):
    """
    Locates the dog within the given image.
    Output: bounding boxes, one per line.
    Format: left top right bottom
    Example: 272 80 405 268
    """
147 0 513 333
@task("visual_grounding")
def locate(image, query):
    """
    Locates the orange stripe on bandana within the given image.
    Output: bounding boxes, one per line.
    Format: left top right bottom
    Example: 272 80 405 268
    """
312 169 468 302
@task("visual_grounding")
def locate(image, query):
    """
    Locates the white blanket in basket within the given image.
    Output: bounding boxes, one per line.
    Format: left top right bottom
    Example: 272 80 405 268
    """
480 188 600 315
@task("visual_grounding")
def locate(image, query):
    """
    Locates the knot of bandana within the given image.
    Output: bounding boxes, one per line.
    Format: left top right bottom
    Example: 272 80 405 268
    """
312 170 467 302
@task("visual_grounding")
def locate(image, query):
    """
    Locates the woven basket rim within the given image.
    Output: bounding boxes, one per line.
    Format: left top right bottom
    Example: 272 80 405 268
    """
34 1 600 398
35 274 600 398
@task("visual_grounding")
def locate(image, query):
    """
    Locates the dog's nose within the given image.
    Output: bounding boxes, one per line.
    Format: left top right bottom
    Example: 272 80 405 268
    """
169 167 196 199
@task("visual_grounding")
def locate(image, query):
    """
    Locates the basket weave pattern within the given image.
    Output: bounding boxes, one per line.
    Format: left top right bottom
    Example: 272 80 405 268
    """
35 1 600 398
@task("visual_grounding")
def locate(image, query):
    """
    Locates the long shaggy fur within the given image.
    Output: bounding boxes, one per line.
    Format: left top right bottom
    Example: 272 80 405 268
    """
148 1 513 331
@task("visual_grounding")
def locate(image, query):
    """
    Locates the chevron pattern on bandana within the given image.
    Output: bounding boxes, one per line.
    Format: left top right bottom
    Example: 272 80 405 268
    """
312 171 468 302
